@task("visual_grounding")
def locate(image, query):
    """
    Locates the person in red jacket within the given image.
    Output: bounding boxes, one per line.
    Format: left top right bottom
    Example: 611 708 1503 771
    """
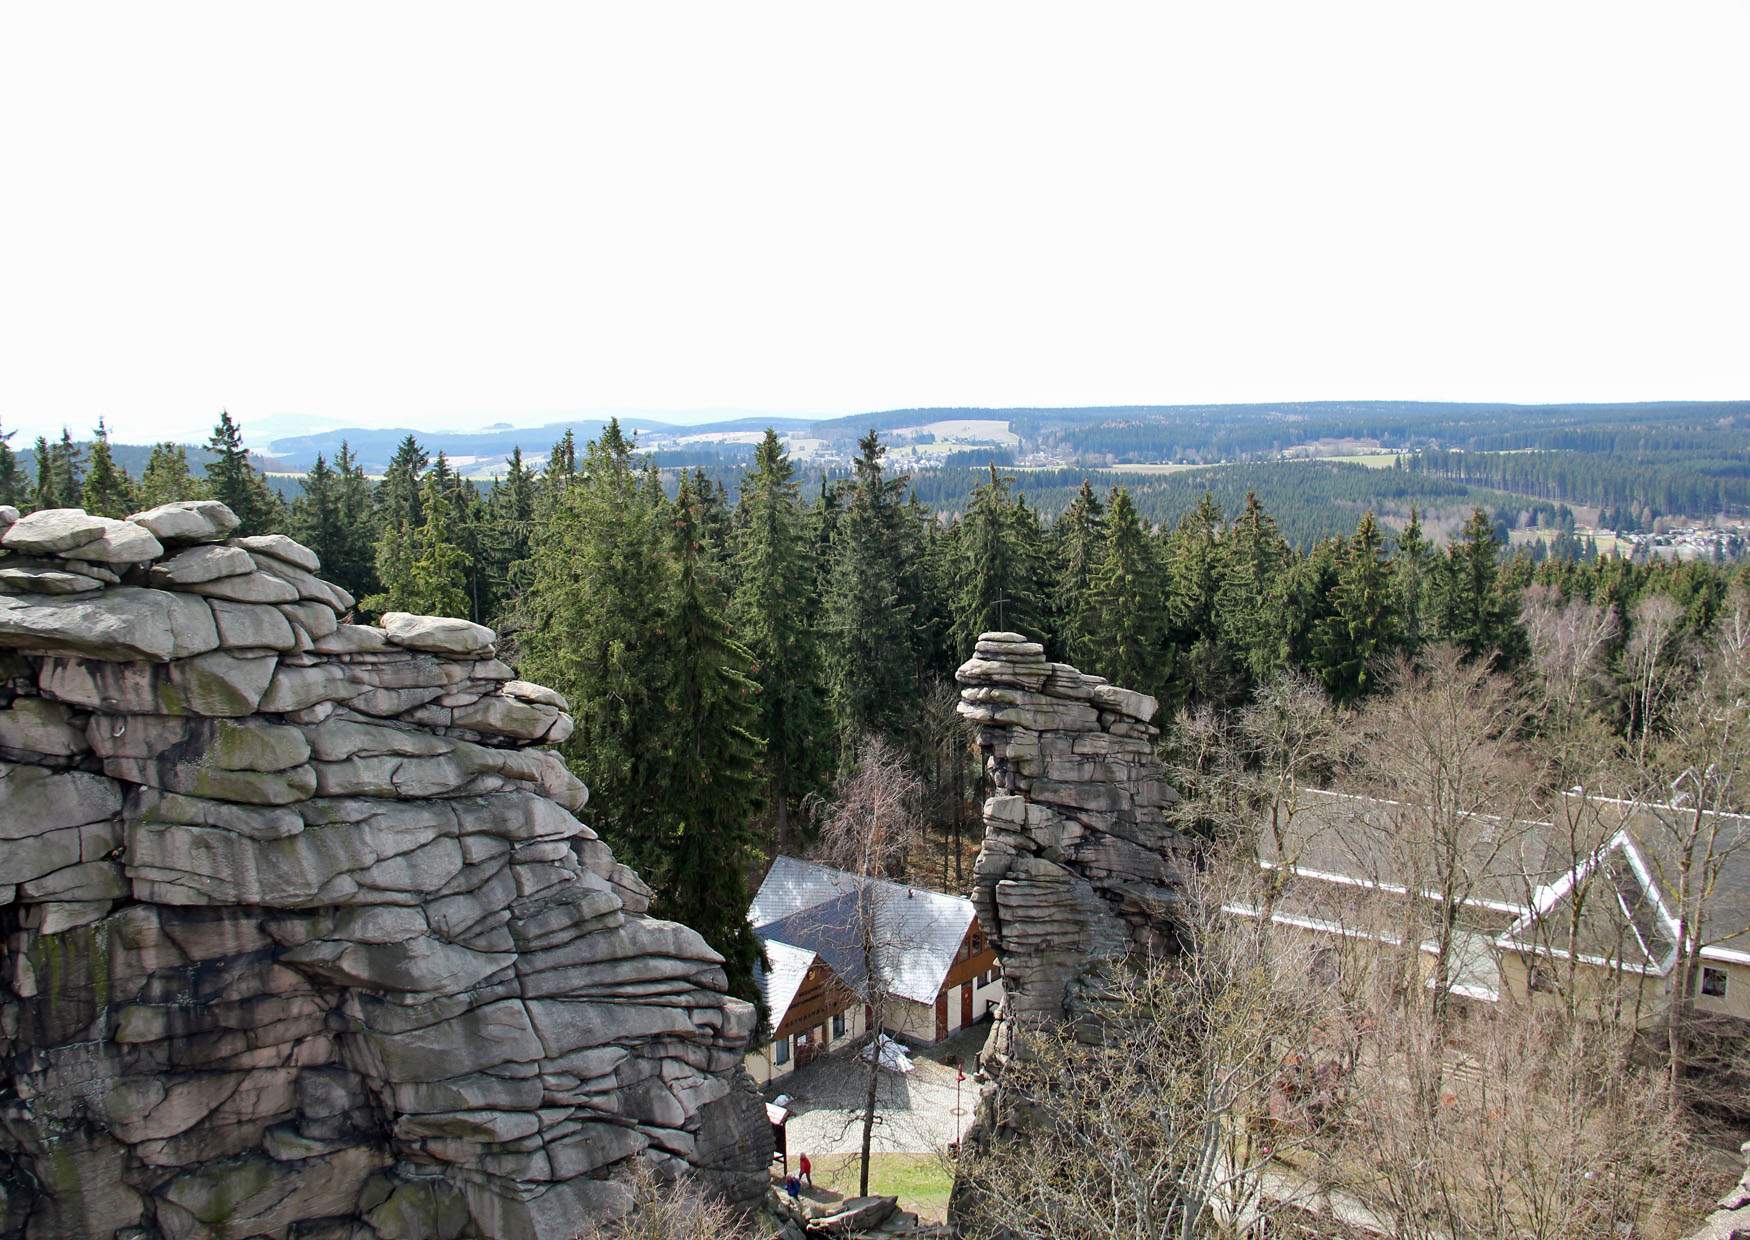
798 1152 813 1188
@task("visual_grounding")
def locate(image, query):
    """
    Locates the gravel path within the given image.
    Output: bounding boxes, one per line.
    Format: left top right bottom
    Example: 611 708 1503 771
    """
772 1022 989 1157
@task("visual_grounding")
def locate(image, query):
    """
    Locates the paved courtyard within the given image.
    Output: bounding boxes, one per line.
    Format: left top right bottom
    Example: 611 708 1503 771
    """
771 1021 991 1157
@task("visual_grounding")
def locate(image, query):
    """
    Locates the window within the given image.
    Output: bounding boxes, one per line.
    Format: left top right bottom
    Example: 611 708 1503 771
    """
773 1037 790 1066
1702 967 1729 999
833 1012 846 1038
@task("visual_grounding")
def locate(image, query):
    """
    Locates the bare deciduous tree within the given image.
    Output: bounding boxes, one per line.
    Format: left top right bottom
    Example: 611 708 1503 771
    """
1351 646 1540 1057
571 1159 752 1240
1624 593 1686 770
955 876 1337 1240
812 734 926 1197
1637 602 1750 1105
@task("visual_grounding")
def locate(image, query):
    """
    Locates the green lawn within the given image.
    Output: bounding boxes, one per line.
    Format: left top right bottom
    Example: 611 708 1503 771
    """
797 1152 955 1221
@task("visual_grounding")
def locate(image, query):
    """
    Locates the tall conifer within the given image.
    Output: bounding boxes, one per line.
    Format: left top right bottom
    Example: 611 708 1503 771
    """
1316 511 1398 702
138 443 205 508
1086 488 1171 702
951 466 1047 654
1052 480 1106 669
81 419 136 517
731 430 829 846
518 419 674 864
659 477 767 1014
204 411 281 534
823 431 917 753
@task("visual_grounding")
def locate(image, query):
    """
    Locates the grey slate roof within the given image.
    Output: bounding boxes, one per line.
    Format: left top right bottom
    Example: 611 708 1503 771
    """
1258 789 1750 976
750 857 977 1006
1259 789 1563 913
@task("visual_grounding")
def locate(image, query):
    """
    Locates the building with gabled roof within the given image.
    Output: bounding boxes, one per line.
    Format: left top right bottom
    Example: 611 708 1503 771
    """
1228 788 1750 1023
745 857 1004 1084
1493 794 1750 1023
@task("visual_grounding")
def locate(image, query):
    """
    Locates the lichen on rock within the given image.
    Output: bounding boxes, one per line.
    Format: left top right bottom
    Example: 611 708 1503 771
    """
0 505 769 1240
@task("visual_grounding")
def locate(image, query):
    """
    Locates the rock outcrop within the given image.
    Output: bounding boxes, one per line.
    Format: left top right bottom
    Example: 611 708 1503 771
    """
1683 1142 1750 1240
955 633 1192 1039
0 504 769 1239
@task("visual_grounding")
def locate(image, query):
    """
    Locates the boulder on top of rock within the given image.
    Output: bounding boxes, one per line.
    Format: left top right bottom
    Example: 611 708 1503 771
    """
127 499 240 544
0 561 107 594
150 544 256 587
2 508 111 554
62 519 164 565
232 534 321 573
0 505 18 529
381 612 496 657
503 680 568 710
0 587 219 662
1091 683 1158 724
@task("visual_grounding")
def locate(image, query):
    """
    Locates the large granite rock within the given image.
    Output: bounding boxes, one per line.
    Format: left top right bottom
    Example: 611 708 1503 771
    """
949 635 1195 1230
0 506 769 1240
957 633 1193 1041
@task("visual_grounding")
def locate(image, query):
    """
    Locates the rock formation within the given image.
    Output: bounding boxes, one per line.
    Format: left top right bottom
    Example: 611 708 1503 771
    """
1683 1143 1750 1240
955 632 1192 1039
0 504 769 1240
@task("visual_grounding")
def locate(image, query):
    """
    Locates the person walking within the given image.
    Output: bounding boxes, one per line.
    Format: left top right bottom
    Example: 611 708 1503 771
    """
798 1152 813 1188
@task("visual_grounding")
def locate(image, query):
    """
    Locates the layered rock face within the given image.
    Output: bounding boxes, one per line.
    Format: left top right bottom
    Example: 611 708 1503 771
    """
955 633 1191 1038
0 504 768 1240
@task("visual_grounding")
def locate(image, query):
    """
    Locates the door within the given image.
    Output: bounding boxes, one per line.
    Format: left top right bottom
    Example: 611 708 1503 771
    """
960 981 974 1026
934 994 948 1041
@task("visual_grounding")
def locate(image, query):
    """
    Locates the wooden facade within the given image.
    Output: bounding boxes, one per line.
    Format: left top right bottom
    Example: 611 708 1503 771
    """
773 960 857 1043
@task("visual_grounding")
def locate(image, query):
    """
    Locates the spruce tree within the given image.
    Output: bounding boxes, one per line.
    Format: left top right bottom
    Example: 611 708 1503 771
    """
658 477 767 1014
823 431 917 753
542 429 578 506
1215 491 1289 685
290 455 345 574
330 443 378 601
377 434 428 532
484 446 538 617
518 418 674 865
81 419 137 517
364 472 469 618
31 436 53 511
1316 511 1398 703
0 420 23 509
1086 488 1171 702
1393 507 1433 653
898 493 948 687
1052 480 1106 669
406 473 471 618
1165 493 1234 707
809 477 841 598
203 410 282 534
50 430 83 508
1281 538 1342 671
951 466 1047 654
1440 507 1518 660
138 443 205 508
731 430 830 847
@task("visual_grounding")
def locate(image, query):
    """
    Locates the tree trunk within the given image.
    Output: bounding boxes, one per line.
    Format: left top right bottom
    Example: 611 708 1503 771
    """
860 1035 880 1196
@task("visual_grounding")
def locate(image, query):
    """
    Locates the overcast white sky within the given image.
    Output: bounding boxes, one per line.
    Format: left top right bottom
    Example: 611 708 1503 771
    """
2 2 1747 445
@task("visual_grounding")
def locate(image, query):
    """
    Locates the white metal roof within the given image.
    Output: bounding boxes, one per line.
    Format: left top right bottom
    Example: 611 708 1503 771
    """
753 937 817 1032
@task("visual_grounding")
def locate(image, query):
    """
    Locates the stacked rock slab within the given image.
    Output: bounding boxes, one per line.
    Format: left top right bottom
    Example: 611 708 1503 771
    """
0 504 769 1240
955 633 1191 1040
